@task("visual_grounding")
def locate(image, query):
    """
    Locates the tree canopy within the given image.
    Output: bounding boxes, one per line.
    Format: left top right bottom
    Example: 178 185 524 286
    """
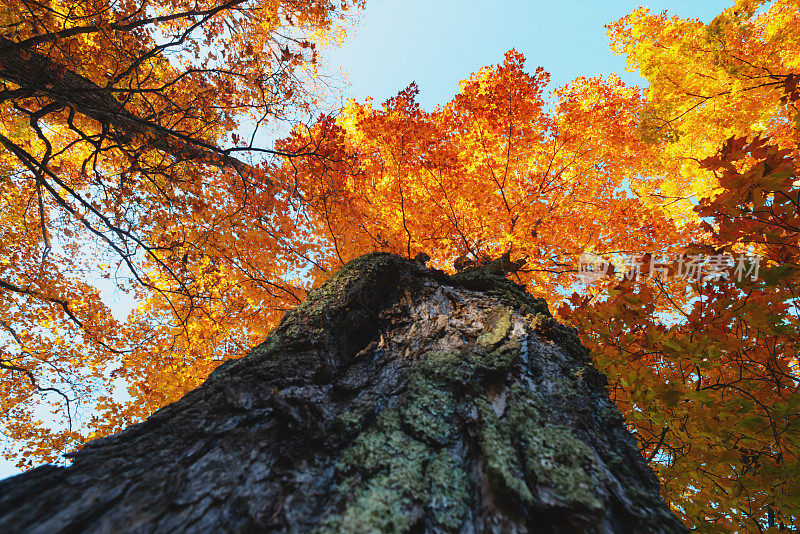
2 0 799 531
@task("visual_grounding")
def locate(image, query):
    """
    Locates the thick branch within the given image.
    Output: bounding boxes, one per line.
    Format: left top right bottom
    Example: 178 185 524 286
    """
0 36 266 178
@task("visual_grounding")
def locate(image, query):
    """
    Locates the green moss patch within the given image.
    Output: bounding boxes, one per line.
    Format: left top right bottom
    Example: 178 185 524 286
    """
320 408 470 533
401 373 457 445
467 340 522 373
477 307 513 347
474 396 534 504
507 387 604 511
427 450 471 531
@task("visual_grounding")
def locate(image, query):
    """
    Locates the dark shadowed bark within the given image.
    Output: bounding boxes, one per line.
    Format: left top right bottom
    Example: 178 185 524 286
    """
0 253 687 533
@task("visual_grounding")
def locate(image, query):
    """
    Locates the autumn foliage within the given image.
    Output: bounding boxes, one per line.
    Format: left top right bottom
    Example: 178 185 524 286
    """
2 0 800 531
564 3 800 530
0 0 363 461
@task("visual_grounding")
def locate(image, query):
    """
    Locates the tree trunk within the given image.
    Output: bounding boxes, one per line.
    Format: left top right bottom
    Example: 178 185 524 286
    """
0 253 687 533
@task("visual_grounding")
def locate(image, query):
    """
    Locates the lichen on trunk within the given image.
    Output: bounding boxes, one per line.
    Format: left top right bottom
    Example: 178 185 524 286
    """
0 253 686 533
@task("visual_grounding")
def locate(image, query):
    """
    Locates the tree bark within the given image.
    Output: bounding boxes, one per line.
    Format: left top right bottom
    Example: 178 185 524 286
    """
0 36 257 176
0 253 687 533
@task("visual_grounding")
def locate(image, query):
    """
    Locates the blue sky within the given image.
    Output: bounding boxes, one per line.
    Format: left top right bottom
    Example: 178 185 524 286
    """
322 0 733 110
0 0 734 480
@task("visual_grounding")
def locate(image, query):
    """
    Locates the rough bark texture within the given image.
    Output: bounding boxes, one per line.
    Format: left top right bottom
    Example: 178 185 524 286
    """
0 253 687 533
